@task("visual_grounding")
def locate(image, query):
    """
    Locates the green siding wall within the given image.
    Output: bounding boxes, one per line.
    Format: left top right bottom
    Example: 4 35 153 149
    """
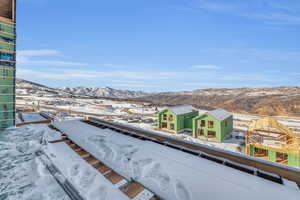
268 150 276 162
158 109 198 133
0 103 14 110
158 110 178 131
248 144 300 168
0 41 14 52
0 32 14 39
0 18 15 130
0 85 14 94
288 154 300 167
0 119 14 129
192 114 233 142
182 112 198 129
0 24 15 33
0 95 14 102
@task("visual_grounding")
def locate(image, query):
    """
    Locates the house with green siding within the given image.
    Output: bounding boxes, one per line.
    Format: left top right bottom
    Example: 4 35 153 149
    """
192 109 233 142
157 105 198 133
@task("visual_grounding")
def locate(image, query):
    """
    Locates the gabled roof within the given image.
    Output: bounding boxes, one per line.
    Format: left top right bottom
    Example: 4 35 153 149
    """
207 109 232 121
166 105 197 115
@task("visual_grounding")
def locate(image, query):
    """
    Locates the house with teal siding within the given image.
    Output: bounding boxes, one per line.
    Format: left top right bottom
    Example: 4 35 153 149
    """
157 105 198 133
192 109 233 142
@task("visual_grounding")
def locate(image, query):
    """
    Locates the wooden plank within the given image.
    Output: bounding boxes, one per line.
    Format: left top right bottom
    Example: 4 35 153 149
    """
48 138 68 143
93 162 111 174
119 182 145 198
70 145 82 152
149 196 160 200
84 156 99 165
76 150 90 157
105 171 124 184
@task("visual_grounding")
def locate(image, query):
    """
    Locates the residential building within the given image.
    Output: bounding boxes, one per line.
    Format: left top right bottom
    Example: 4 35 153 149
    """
246 117 300 168
0 0 16 130
157 105 198 133
192 109 233 142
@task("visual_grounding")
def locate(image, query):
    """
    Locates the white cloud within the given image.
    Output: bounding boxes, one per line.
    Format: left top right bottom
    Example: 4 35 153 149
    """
18 49 59 57
16 68 189 81
192 65 221 70
188 0 300 25
17 49 88 67
202 48 300 62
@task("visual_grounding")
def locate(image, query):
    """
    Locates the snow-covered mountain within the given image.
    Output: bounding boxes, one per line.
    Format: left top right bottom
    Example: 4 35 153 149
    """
16 79 148 99
16 79 71 97
60 86 148 98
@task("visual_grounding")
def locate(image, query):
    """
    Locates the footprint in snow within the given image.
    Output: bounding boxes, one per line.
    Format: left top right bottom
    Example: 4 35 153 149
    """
174 180 191 200
79 169 96 189
70 163 80 177
145 163 170 191
132 158 153 179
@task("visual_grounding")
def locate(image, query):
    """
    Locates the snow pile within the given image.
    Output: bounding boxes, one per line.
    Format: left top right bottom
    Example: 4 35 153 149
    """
0 125 69 200
53 120 300 200
45 142 130 200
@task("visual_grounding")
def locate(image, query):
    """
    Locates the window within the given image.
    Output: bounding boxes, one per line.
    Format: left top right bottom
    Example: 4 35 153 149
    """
163 114 167 120
170 123 174 130
208 121 214 128
0 53 14 61
1 69 9 77
200 120 205 127
276 152 288 165
197 129 204 136
224 121 227 127
207 131 216 138
162 122 167 128
254 148 268 159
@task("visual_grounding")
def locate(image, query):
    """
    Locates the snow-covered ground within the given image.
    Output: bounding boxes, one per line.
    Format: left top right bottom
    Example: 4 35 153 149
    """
0 124 134 200
16 95 300 153
111 118 245 153
52 120 300 200
0 125 70 200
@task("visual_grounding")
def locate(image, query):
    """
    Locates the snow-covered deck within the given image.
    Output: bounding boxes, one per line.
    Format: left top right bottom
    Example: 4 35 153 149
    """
46 142 130 200
21 112 48 123
53 120 300 200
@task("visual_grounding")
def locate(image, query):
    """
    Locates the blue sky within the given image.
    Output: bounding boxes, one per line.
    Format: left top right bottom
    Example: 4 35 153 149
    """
16 0 300 91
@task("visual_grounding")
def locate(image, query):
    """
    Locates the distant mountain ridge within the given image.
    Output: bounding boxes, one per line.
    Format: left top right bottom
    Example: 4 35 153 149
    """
16 79 300 116
137 87 300 117
16 79 148 98
60 86 148 98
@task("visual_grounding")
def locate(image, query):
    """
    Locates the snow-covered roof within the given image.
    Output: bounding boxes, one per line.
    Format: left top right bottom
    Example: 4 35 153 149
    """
166 105 197 115
21 112 47 123
52 120 300 200
207 109 232 121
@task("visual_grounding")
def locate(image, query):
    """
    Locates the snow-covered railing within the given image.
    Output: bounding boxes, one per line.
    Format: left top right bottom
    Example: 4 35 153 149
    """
36 151 85 200
86 116 300 187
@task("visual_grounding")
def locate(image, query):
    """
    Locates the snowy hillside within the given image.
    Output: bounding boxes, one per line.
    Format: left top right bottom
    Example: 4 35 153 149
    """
138 87 300 117
16 79 148 99
16 79 71 97
60 86 148 98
